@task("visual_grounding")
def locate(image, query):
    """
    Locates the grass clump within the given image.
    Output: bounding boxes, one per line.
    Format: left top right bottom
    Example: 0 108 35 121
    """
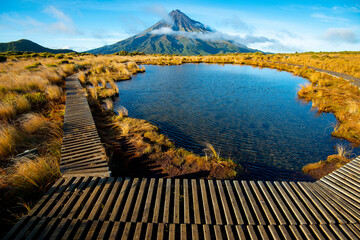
24 62 41 70
45 85 62 101
0 125 22 159
18 113 48 134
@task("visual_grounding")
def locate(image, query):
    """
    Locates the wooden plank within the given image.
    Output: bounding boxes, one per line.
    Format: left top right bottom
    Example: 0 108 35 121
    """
37 177 74 217
174 179 180 224
266 181 297 224
258 181 286 225
289 225 303 240
163 178 172 223
299 182 345 224
77 177 106 219
61 219 80 240
120 178 140 222
180 224 187 240
48 218 71 240
290 182 327 224
281 181 316 224
109 221 121 239
268 225 280 239
299 224 314 239
208 180 223 224
152 178 164 223
183 179 190 224
234 180 255 225
192 224 199 240
157 223 165 240
133 222 143 240
278 225 292 240
131 178 148 222
250 181 276 225
142 178 156 223
98 221 111 239
99 177 122 221
37 218 59 240
323 175 360 203
346 224 360 238
145 223 154 239
169 224 176 240
27 217 50 240
225 180 244 224
88 177 114 220
217 180 233 225
85 220 100 240
235 225 247 240
109 178 131 222
13 216 39 240
225 225 235 239
247 225 258 240
311 182 358 223
200 179 212 224
73 220 90 240
2 215 29 240
121 222 132 240
274 181 306 224
258 225 270 240
203 225 211 240
214 225 223 240
339 224 358 239
191 179 201 224
329 224 348 240
319 224 338 239
309 225 326 240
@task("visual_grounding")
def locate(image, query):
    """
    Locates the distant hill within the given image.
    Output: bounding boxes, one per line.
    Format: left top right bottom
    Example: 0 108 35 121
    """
0 39 74 53
88 9 259 55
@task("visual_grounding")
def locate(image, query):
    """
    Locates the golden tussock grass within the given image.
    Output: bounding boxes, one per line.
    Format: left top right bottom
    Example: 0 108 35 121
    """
18 113 49 134
0 125 22 159
45 85 62 101
8 156 60 195
102 98 114 111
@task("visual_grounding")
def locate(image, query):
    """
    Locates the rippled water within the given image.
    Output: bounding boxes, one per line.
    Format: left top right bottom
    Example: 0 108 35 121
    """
114 64 357 180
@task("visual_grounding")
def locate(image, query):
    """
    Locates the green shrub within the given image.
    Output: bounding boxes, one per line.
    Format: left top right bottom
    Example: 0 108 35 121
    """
24 62 41 69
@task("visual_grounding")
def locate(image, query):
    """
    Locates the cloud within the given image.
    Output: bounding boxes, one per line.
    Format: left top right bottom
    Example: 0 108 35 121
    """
0 6 80 35
43 6 80 34
323 28 358 43
311 13 348 23
149 27 278 48
221 16 253 33
143 5 173 25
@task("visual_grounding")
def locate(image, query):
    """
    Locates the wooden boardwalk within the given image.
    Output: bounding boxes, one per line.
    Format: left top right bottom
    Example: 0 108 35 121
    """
60 74 110 177
4 74 360 239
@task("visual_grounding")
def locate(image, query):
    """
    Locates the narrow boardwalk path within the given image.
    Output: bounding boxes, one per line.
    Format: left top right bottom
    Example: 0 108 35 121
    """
4 72 360 239
60 74 110 177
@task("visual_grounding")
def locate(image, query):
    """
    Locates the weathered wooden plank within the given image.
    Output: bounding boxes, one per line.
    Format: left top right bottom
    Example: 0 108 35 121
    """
235 225 247 240
250 181 276 225
266 181 297 225
131 178 148 222
183 179 190 224
48 218 71 240
99 177 122 221
225 180 244 224
163 178 172 223
208 180 223 224
192 179 201 224
309 224 326 240
152 178 164 223
133 222 143 240
268 225 280 239
142 178 156 223
203 224 211 240
157 223 165 240
97 221 111 239
234 180 255 225
180 224 187 240
225 225 235 239
217 180 233 225
278 225 292 240
169 224 176 240
174 179 180 224
247 225 258 240
258 225 270 240
214 225 223 240
120 178 140 222
200 179 212 224
192 224 199 240
121 222 132 240
109 178 131 222
88 177 114 220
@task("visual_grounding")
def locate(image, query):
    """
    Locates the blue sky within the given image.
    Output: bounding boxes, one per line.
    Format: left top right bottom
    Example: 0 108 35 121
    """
0 0 359 52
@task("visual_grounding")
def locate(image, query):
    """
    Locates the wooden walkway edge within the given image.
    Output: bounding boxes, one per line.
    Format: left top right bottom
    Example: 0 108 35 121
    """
3 73 360 239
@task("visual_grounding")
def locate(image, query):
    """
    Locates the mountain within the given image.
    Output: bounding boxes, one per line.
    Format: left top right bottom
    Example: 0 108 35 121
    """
0 39 74 53
88 10 259 55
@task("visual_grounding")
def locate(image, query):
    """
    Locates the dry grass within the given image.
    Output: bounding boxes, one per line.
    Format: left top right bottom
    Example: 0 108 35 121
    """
18 113 48 134
8 156 60 195
203 142 220 159
116 106 128 118
103 98 114 111
0 125 21 159
335 143 352 157
0 102 15 120
45 85 62 101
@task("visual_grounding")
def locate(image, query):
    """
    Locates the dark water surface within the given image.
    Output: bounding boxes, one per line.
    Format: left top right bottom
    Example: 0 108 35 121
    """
114 64 356 181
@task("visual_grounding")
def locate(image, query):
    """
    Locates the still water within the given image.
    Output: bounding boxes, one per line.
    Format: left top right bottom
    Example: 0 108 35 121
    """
115 64 355 180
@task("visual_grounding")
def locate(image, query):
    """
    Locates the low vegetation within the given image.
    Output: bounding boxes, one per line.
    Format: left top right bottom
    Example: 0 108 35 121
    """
0 55 78 236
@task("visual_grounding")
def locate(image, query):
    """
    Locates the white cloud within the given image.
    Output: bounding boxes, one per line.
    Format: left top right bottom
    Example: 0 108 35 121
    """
311 13 348 23
323 28 358 43
143 5 173 25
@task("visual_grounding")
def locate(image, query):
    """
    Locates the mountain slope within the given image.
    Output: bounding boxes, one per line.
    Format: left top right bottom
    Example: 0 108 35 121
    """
88 10 258 55
0 39 74 53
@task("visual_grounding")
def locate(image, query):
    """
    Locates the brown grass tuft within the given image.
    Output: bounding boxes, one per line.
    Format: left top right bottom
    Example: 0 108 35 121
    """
19 113 48 134
45 85 62 101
